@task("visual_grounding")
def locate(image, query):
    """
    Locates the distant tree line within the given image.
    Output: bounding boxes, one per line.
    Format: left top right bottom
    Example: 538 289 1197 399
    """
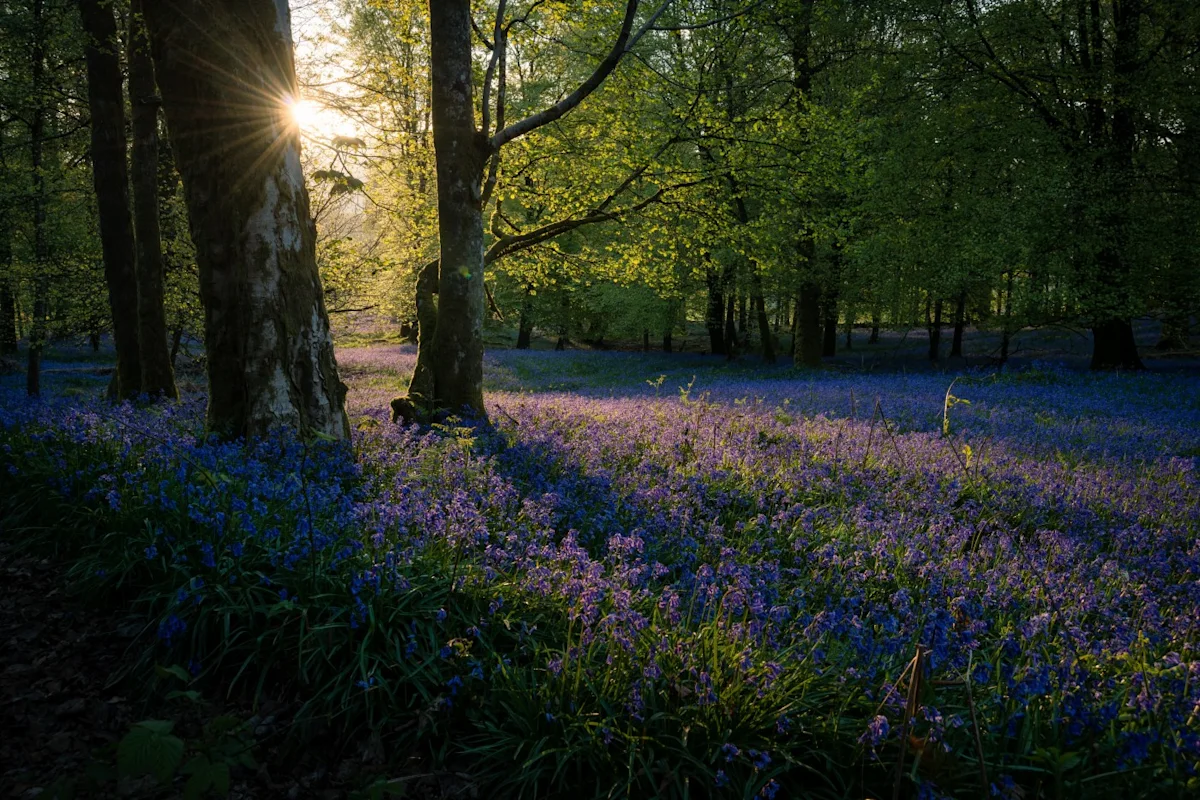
0 0 1195 434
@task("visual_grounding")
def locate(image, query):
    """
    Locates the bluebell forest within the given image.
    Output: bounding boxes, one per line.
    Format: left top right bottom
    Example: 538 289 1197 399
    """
0 1 1197 798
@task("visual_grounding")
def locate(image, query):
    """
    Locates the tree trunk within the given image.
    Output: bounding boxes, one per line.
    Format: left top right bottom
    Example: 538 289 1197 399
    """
425 0 488 415
1084 0 1143 370
516 305 533 349
663 329 672 353
724 293 738 359
1091 320 1142 370
822 298 837 358
80 0 142 399
869 304 880 344
753 291 775 364
737 293 747 335
1000 272 1013 365
928 297 942 362
0 222 15 355
25 0 49 397
170 324 184 367
555 294 569 350
705 265 725 356
795 282 822 368
144 0 349 440
950 292 965 358
129 0 176 399
406 259 438 402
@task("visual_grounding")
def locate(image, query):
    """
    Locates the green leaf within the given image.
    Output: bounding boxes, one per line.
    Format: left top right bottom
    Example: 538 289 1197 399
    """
183 761 212 800
205 715 243 737
118 721 184 784
135 719 177 735
156 664 192 683
211 761 231 796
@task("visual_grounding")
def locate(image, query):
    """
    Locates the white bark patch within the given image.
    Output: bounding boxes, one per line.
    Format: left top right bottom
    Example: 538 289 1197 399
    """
277 148 304 252
305 306 337 430
245 176 281 298
258 363 296 423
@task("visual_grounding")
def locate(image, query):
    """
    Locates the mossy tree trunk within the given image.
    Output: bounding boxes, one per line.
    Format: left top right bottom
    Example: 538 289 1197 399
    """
80 0 142 398
426 0 487 415
144 0 348 440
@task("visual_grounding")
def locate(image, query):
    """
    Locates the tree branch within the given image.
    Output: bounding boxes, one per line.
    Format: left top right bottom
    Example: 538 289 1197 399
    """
480 0 507 139
491 0 667 150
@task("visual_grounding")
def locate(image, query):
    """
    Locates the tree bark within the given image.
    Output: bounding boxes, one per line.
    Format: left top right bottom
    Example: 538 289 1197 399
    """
0 220 15 355
1000 272 1013 365
822 297 837 357
724 292 738 360
25 0 49 397
80 0 142 399
753 291 775 364
170 325 184 367
795 283 822 368
407 259 439 402
129 0 177 399
951 292 966 358
144 0 349 440
516 308 533 349
869 304 880 344
705 264 725 356
426 0 488 415
928 297 942 363
1084 0 1143 370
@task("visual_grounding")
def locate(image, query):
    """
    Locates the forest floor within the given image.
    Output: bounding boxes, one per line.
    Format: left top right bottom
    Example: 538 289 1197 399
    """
0 542 430 799
1 327 1199 799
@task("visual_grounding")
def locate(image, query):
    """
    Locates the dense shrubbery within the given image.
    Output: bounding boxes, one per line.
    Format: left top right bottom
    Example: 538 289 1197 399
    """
2 349 1199 798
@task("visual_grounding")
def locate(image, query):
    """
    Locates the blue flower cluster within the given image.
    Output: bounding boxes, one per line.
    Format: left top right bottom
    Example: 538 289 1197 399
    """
2 349 1198 795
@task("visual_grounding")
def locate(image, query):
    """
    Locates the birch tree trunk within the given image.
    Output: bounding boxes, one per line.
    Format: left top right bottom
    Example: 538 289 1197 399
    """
144 0 348 439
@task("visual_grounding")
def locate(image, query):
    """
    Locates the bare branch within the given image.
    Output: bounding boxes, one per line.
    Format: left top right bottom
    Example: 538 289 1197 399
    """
485 177 705 265
470 16 494 50
480 0 507 139
480 19 509 207
491 0 649 150
625 0 676 52
648 1 762 33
